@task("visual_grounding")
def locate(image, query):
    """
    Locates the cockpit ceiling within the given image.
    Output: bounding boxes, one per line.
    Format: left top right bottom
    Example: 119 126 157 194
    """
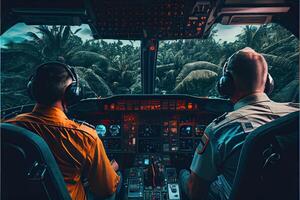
1 0 298 39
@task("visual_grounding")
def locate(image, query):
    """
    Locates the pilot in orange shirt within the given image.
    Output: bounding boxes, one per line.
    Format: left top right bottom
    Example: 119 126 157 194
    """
5 61 120 200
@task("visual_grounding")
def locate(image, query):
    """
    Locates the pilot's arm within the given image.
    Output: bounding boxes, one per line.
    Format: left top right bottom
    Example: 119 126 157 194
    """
187 121 250 200
187 129 217 200
86 137 120 198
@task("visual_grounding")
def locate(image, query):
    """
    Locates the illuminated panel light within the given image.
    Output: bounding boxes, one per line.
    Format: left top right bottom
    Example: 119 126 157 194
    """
149 45 156 51
189 16 198 20
187 103 193 110
170 120 177 127
176 100 186 110
156 105 161 110
171 147 178 151
170 127 177 134
110 103 115 110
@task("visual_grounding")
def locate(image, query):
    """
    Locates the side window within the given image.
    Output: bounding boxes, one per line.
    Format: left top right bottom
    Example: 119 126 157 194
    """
1 24 141 109
156 23 299 103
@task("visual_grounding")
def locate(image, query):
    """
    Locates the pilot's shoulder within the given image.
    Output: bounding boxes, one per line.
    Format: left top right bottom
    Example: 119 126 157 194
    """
210 110 244 127
69 119 98 138
3 112 35 123
206 110 247 137
277 102 300 110
268 101 300 115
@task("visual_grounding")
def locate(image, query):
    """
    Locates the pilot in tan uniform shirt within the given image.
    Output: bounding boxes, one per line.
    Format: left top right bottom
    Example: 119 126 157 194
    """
190 93 299 199
179 47 299 200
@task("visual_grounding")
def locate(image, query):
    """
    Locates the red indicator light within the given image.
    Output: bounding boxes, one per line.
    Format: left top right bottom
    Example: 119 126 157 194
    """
188 103 193 110
149 45 156 51
110 103 115 110
196 27 202 31
170 127 177 134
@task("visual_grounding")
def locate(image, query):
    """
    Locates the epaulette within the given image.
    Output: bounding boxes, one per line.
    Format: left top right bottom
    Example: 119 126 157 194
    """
73 119 95 129
241 122 254 133
213 112 228 125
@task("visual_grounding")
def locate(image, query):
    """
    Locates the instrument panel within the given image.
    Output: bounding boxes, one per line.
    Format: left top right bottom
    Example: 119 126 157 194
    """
69 95 232 154
94 112 211 154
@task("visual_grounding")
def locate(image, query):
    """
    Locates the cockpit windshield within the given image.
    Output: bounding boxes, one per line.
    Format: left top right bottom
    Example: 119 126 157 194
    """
1 23 299 110
156 23 299 102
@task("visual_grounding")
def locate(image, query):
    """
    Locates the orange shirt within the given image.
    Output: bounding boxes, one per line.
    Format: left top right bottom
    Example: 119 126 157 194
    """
5 105 120 200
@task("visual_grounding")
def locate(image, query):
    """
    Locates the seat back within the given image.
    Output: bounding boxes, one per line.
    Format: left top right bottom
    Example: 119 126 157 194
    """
229 111 299 200
1 123 71 200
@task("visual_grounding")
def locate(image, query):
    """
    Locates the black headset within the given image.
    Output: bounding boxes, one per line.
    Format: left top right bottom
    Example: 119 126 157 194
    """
217 62 274 98
27 62 82 106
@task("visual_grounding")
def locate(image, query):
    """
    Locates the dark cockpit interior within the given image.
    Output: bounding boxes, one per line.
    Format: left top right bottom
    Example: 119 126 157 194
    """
1 0 299 200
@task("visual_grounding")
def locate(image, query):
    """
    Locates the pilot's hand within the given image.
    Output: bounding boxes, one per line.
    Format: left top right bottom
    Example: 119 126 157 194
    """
110 159 119 171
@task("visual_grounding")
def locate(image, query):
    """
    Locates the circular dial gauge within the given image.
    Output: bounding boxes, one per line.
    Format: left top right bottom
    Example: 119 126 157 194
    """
96 125 107 137
109 125 121 137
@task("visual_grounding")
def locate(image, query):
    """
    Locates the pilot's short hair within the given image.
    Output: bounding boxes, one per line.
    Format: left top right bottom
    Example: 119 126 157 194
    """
227 47 268 91
31 62 72 105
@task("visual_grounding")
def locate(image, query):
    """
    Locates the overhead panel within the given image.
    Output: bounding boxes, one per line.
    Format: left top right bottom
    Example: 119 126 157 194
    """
89 0 212 40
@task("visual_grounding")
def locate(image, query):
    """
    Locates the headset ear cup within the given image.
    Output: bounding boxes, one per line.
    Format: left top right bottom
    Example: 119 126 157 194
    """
217 72 235 98
63 66 82 106
264 73 274 95
64 82 82 106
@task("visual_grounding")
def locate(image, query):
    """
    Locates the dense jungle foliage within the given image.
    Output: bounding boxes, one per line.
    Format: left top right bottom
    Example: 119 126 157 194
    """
1 23 299 109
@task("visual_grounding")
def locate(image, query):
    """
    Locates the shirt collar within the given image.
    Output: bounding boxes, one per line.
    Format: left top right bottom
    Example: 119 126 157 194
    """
32 104 68 121
234 93 271 110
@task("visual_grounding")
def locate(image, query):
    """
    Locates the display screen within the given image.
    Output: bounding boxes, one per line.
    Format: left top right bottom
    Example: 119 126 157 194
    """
180 125 193 137
96 125 107 137
96 124 121 137
108 125 121 137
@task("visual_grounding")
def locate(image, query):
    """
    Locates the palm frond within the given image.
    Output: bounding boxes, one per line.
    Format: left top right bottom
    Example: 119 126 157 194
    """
74 28 82 34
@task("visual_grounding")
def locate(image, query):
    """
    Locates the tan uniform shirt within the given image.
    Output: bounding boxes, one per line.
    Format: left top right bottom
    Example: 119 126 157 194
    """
190 93 299 199
5 105 120 200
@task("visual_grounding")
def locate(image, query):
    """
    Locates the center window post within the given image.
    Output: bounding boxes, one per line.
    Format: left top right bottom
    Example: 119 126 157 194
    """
141 38 159 94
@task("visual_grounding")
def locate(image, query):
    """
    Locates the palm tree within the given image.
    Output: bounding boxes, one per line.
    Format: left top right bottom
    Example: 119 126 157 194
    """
3 25 82 65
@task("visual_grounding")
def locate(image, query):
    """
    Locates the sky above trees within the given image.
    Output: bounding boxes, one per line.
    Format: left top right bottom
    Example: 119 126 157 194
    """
1 23 250 48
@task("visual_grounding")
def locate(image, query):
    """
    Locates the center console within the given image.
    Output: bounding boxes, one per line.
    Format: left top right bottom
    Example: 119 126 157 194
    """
124 154 180 200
